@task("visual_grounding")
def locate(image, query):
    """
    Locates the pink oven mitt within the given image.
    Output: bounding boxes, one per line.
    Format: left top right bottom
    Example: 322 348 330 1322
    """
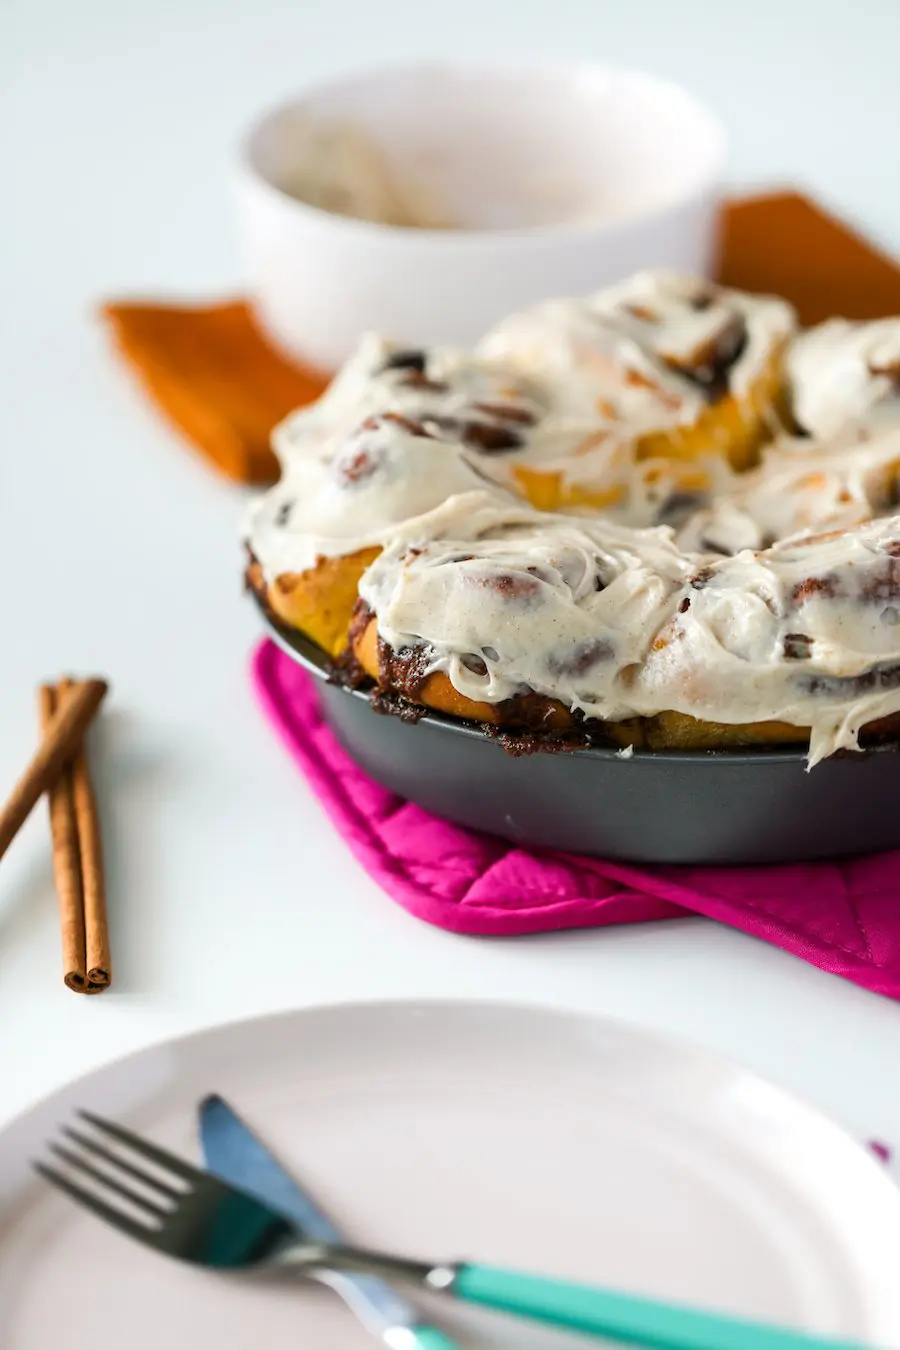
253 641 900 1001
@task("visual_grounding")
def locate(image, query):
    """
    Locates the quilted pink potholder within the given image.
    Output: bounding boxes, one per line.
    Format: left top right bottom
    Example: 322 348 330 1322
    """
253 640 900 1001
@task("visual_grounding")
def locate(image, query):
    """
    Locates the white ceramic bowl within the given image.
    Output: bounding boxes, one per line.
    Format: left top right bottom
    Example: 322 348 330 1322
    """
234 62 727 370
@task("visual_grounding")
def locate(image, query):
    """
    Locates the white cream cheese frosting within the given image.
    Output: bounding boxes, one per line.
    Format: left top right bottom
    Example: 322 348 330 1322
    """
788 318 900 440
245 280 900 762
674 432 900 555
478 268 795 423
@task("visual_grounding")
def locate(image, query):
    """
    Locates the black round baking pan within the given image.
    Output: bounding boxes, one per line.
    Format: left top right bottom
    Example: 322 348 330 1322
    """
259 606 900 866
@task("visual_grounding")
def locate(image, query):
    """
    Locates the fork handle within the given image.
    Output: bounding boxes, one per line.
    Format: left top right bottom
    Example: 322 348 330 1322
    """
453 1264 866 1350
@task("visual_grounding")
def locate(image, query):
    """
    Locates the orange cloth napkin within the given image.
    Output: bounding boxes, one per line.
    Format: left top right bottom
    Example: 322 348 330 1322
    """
101 300 329 484
103 192 900 487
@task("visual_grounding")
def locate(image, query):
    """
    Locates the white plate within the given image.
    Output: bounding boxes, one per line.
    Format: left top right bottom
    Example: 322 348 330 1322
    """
0 1001 898 1347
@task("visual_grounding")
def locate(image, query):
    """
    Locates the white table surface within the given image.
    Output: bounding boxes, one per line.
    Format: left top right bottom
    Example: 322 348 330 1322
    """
3 0 900 1151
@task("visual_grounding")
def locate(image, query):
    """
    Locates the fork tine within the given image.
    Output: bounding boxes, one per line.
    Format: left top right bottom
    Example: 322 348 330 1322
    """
48 1142 170 1217
33 1162 167 1249
62 1126 185 1201
78 1110 198 1184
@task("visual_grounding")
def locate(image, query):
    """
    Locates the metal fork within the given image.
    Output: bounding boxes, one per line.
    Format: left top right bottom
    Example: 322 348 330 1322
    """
34 1112 868 1350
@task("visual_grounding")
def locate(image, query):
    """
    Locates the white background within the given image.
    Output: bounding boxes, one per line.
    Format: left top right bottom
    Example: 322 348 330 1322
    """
2 0 900 1150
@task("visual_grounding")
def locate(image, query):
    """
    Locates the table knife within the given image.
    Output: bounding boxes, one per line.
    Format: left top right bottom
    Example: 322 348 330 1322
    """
198 1093 459 1349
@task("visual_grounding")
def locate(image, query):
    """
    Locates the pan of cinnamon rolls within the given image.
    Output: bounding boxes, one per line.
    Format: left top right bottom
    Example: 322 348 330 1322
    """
245 272 900 863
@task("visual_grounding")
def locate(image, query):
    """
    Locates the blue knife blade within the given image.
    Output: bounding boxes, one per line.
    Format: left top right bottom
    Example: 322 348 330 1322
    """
198 1094 458 1349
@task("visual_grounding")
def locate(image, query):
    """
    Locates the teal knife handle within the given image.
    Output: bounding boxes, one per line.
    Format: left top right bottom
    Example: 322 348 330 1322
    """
454 1264 866 1350
410 1329 462 1349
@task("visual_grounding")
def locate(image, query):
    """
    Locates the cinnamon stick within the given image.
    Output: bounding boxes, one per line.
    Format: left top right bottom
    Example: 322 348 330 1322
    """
59 677 110 991
0 679 108 864
37 685 87 992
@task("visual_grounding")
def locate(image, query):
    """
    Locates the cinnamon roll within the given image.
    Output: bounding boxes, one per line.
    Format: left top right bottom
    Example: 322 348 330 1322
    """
244 274 900 763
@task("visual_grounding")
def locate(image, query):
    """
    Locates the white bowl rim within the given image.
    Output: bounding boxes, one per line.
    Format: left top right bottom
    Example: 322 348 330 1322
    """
235 58 728 249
